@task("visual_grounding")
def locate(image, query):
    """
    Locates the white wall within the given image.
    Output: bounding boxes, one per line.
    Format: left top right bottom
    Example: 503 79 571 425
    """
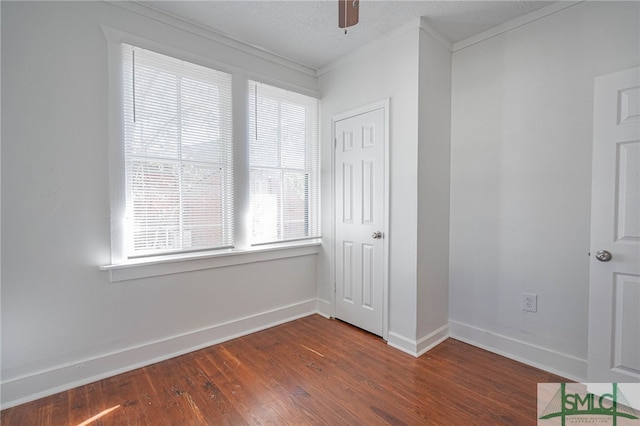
318 21 452 354
416 28 451 346
318 25 421 343
5 0 637 409
1 1 318 408
449 1 640 380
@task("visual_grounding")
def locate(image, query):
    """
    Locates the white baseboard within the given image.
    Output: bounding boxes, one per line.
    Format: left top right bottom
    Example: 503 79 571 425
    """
387 324 449 357
1 299 317 409
448 320 587 382
3 310 587 409
416 324 450 357
316 298 332 319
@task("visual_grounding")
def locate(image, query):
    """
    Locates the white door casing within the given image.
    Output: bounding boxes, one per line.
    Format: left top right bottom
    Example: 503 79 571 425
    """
588 67 640 382
333 101 389 338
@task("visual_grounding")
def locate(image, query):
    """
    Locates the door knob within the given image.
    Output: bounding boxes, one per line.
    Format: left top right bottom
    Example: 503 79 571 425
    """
595 250 612 262
372 231 383 239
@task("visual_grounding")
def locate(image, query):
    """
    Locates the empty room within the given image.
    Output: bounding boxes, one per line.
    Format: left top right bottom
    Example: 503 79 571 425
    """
2 0 639 424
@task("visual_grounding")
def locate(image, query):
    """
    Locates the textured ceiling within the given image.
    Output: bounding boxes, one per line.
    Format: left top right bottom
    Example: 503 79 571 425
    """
142 1 555 70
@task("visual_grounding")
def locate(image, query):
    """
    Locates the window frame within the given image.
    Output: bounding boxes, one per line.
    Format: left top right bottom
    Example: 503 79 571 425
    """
121 43 235 258
248 80 321 246
101 27 320 282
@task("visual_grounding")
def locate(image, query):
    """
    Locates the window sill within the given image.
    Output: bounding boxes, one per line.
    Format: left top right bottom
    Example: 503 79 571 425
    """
100 240 321 282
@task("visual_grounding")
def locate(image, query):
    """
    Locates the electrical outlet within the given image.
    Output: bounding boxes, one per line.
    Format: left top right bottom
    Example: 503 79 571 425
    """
522 293 537 313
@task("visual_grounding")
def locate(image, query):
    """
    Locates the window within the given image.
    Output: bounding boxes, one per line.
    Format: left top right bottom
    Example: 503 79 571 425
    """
122 44 234 258
102 32 322 279
249 81 320 244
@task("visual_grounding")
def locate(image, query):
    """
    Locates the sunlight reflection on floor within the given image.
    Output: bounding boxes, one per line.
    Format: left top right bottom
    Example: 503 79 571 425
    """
76 405 120 426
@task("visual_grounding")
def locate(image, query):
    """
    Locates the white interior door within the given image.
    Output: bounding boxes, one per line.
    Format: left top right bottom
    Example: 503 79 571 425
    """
334 104 387 337
588 66 640 382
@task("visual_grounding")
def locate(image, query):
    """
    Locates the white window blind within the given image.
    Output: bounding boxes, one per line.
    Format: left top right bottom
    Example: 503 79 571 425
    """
122 44 233 258
248 81 320 244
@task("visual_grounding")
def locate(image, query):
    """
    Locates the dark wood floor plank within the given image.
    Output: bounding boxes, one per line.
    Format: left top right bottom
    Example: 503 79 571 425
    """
203 341 320 425
174 352 248 425
144 357 211 425
280 320 460 423
236 329 381 425
254 326 403 424
1 315 568 425
236 333 365 425
223 337 348 425
190 352 251 425
265 322 480 425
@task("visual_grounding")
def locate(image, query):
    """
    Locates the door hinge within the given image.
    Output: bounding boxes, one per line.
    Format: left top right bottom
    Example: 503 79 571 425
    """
334 138 337 149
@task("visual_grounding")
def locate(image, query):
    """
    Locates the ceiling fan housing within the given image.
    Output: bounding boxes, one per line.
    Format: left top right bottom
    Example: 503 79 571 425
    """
339 0 360 30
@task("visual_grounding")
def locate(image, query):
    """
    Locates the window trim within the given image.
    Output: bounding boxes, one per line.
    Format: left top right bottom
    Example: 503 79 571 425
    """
99 240 321 282
101 27 321 281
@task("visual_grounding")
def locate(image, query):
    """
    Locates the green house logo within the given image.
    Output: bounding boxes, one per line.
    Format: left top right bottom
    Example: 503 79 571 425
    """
539 383 640 425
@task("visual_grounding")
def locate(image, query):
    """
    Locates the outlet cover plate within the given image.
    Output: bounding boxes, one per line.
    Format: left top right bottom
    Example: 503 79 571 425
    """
523 293 537 313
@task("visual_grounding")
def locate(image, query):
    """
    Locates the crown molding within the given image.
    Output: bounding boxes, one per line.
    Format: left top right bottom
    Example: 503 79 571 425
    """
103 1 584 78
453 1 583 52
319 17 424 76
419 17 454 52
104 1 318 77
318 16 453 76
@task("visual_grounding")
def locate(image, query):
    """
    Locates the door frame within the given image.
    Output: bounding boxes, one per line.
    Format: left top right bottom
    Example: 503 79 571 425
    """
330 98 390 340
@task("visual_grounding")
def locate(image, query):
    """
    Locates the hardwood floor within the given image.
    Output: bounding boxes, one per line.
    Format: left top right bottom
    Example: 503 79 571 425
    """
1 315 567 425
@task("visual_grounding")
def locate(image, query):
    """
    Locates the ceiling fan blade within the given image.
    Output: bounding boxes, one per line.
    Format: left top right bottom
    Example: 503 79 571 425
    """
338 0 359 29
